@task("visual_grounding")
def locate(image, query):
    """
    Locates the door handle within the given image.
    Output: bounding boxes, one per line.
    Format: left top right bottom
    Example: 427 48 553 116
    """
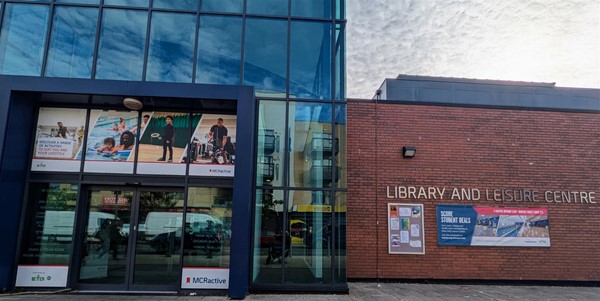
133 225 137 231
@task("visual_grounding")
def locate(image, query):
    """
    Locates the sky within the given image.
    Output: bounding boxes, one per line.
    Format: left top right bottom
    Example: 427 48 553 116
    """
346 0 600 99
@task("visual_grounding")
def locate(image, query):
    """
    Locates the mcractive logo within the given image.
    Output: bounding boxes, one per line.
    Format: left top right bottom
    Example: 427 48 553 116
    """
186 277 227 284
209 168 232 174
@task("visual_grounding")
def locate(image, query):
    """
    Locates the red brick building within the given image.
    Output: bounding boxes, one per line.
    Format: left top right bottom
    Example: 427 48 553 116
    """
347 75 600 281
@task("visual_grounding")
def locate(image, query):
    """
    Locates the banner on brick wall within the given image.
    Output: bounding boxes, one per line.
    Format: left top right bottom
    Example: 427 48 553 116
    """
388 203 425 254
436 205 550 247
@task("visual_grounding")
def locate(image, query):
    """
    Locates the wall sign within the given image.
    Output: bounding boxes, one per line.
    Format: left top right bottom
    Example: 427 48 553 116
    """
388 203 425 254
181 267 229 289
436 205 551 247
15 265 69 287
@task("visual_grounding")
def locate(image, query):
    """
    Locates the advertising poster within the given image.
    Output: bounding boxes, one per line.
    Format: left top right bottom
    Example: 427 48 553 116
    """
436 205 551 247
31 107 87 172
188 114 236 177
136 112 191 175
83 110 138 174
388 203 425 254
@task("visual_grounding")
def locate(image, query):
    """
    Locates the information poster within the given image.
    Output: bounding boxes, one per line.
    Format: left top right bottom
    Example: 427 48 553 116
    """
188 114 236 177
437 205 551 247
31 107 87 172
388 203 425 254
84 110 138 174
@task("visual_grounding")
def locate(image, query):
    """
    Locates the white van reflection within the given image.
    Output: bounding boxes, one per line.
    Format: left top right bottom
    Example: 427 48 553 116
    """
43 211 116 242
144 212 224 254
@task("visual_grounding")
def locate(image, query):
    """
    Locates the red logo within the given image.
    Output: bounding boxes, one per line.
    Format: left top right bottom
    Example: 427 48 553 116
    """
186 277 190 283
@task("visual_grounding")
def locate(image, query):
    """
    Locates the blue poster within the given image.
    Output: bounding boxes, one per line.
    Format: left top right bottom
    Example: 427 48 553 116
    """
437 205 551 247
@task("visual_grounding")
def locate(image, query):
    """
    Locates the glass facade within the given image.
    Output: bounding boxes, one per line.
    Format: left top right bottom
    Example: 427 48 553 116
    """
0 0 346 291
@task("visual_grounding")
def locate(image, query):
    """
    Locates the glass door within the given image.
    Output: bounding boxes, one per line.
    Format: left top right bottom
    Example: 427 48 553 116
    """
77 187 184 291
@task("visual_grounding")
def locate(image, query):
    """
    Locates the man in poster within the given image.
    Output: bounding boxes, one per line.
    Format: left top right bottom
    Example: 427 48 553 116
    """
209 118 228 164
158 116 175 162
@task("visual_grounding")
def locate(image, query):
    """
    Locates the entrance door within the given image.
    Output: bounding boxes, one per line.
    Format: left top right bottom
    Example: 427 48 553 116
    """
77 187 185 291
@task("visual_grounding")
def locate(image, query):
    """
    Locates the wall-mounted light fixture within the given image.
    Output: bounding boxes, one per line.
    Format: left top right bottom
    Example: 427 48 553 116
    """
402 146 416 158
123 97 143 110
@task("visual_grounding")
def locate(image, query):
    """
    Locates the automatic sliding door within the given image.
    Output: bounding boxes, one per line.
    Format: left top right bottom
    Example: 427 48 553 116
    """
78 189 133 286
131 190 184 286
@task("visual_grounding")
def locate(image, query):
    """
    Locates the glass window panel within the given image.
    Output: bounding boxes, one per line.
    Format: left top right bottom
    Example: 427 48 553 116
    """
334 192 346 284
153 0 197 10
243 18 287 97
104 0 149 7
95 9 147 80
290 21 332 100
146 12 195 83
284 190 332 284
246 0 287 16
291 0 331 19
336 0 344 20
183 187 232 268
199 0 242 13
335 24 345 100
18 183 78 266
256 100 285 187
335 104 346 188
45 7 98 78
0 4 50 76
133 190 184 285
55 0 100 4
252 189 284 284
196 15 242 85
288 102 334 188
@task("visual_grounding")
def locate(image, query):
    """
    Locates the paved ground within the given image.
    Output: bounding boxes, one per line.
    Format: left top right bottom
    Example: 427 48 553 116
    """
1 282 600 300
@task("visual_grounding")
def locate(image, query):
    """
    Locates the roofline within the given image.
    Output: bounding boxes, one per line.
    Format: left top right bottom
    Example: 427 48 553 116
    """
393 74 557 88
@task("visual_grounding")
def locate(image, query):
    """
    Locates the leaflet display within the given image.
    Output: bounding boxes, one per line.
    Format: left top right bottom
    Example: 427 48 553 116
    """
388 203 425 254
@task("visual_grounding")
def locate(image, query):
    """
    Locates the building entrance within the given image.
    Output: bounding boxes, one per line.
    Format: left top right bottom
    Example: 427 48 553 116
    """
77 186 185 291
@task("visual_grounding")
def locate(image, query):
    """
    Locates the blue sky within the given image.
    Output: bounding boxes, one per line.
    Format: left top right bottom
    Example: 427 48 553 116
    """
346 0 600 98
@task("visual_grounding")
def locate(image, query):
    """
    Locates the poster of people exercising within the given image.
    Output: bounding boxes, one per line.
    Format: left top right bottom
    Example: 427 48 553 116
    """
188 114 236 177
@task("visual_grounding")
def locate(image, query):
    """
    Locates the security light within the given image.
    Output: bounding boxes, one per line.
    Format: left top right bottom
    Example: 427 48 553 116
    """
123 97 143 110
402 146 416 158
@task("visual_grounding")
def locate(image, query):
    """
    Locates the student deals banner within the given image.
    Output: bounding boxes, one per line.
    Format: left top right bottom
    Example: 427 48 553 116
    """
436 205 550 247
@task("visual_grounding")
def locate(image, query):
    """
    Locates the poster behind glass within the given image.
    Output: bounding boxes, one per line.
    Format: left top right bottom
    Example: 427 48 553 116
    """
83 110 137 174
136 112 190 175
188 114 236 177
31 107 87 172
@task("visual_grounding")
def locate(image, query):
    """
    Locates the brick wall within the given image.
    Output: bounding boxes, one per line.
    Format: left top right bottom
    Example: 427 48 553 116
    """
347 101 600 281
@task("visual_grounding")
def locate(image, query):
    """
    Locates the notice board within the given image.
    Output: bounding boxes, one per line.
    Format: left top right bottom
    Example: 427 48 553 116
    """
388 203 425 254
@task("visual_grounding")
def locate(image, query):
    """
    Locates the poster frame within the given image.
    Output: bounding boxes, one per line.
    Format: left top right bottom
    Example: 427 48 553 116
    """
387 203 425 255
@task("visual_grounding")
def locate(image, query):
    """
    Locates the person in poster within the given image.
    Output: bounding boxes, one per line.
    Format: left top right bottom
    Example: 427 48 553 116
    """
158 116 175 162
209 118 229 164
55 122 70 139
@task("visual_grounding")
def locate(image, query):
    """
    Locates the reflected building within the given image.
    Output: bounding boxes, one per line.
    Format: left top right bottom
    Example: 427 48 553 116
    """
0 0 347 297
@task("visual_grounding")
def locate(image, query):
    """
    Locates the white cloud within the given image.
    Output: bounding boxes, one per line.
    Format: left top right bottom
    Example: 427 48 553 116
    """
346 0 600 98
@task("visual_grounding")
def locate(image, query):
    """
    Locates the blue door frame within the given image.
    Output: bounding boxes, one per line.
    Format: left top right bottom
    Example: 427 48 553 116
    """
0 76 255 298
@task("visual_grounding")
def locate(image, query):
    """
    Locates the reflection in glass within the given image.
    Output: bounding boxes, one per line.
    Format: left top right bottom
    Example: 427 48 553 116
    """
252 189 285 284
45 7 98 78
146 12 195 83
199 0 242 13
243 18 287 96
334 192 346 284
288 102 336 188
153 0 197 10
335 104 347 188
256 101 285 187
183 187 232 268
336 0 345 20
79 190 132 284
292 0 331 18
55 0 99 4
290 21 332 99
335 24 345 100
0 4 49 76
246 0 287 16
18 183 78 266
95 9 147 80
196 16 242 85
133 191 184 285
284 190 332 284
104 0 149 7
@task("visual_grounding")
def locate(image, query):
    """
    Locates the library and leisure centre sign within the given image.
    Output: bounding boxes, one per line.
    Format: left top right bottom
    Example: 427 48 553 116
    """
386 186 597 204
